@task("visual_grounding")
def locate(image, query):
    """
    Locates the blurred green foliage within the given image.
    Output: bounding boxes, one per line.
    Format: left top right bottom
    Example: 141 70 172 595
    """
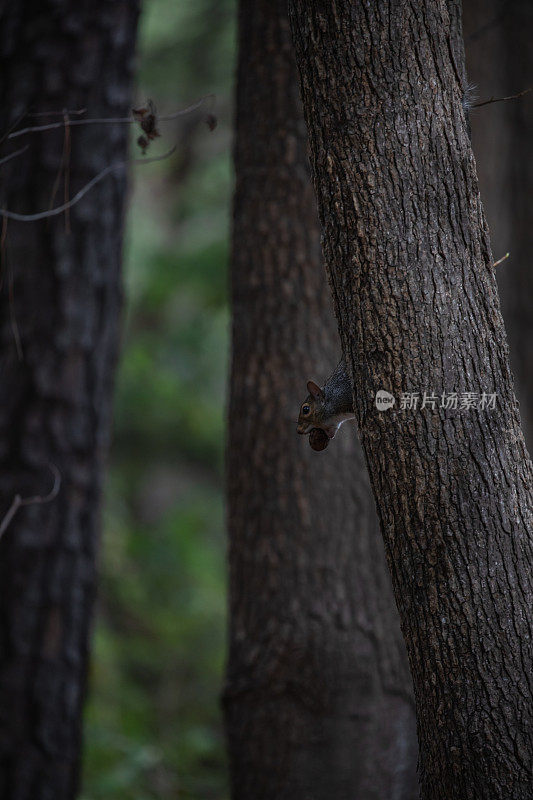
81 2 235 797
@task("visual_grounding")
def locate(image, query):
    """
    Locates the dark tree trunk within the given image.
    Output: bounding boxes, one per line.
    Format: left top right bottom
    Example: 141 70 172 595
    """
0 2 138 798
463 0 533 448
225 2 417 799
288 2 533 799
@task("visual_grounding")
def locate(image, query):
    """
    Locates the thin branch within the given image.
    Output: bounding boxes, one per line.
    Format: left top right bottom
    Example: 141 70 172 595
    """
0 145 176 222
0 463 61 540
0 145 29 167
493 252 510 268
10 116 134 138
473 87 532 109
29 108 87 118
0 109 29 147
19 463 61 507
7 95 214 140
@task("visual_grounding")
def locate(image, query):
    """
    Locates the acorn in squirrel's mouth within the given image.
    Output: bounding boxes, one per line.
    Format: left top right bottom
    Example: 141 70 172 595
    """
309 428 329 451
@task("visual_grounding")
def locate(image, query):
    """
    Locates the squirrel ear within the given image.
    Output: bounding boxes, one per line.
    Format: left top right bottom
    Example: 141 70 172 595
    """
307 380 324 400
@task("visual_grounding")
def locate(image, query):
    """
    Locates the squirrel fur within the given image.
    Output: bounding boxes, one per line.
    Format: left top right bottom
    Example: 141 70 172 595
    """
297 360 355 440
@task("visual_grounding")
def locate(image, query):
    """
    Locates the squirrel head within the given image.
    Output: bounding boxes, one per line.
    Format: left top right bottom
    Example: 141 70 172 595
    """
297 380 331 436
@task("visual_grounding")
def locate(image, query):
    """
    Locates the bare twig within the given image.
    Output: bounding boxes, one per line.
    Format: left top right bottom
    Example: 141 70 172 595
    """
29 108 87 118
473 87 532 109
0 109 29 147
0 145 29 168
7 95 214 140
493 252 510 268
0 463 61 540
0 145 176 222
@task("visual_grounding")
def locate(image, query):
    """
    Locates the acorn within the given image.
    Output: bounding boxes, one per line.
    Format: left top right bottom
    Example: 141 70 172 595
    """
309 427 329 451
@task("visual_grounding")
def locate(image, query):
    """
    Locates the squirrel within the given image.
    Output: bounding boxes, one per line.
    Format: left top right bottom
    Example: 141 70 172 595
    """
297 360 355 441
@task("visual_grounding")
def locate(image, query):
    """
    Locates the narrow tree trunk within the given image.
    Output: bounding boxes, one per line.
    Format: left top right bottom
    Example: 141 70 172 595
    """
288 2 533 799
463 0 533 448
0 3 138 798
225 2 417 799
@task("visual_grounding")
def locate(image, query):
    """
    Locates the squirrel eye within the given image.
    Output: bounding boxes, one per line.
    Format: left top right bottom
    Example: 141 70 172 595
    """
302 404 310 416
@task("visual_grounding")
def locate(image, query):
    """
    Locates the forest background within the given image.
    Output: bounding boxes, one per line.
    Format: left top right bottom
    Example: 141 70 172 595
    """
82 1 234 797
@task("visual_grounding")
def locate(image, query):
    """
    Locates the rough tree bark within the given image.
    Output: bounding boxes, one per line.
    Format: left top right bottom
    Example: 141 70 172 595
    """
224 1 417 799
288 2 533 799
0 2 138 798
463 0 533 448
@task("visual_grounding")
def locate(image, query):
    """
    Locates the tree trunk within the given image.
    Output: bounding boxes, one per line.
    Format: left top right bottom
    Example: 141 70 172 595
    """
288 2 533 799
225 2 417 799
0 3 138 798
463 0 533 448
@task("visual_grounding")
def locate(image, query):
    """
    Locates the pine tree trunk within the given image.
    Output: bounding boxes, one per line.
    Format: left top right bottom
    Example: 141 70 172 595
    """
0 3 138 798
463 0 533 448
288 2 533 799
225 2 417 799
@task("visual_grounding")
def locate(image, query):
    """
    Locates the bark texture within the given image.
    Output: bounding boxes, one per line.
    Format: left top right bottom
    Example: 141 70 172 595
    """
225 1 417 799
288 2 533 799
463 0 533 448
0 2 138 798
